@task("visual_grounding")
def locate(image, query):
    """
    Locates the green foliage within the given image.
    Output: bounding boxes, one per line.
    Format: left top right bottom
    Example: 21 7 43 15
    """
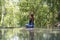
0 0 60 28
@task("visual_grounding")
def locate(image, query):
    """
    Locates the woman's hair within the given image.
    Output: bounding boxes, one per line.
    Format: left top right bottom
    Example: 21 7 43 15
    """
29 12 34 17
29 12 34 22
31 13 34 17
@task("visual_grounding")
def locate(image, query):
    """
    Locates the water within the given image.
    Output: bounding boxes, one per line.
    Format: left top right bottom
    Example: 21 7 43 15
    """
1 28 60 40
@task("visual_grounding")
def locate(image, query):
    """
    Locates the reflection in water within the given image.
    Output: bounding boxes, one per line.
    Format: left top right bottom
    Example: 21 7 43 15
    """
10 35 19 40
2 29 60 40
43 33 51 40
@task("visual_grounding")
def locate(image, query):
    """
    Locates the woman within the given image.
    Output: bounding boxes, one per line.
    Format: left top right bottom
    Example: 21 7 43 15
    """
26 12 34 28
